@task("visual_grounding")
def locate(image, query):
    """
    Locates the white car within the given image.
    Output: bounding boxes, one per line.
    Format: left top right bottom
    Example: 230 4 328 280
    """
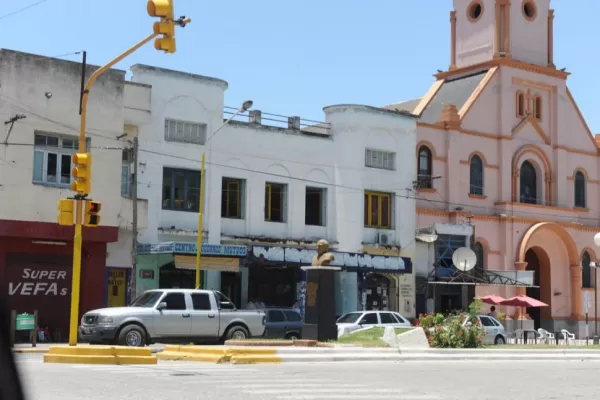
443 314 507 345
336 311 412 337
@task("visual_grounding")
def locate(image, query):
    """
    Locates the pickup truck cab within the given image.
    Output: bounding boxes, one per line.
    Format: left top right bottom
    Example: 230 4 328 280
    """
78 289 266 347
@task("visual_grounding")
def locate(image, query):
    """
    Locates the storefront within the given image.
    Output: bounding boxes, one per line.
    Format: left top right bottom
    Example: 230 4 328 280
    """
0 219 118 342
105 267 130 307
245 245 412 317
135 242 248 306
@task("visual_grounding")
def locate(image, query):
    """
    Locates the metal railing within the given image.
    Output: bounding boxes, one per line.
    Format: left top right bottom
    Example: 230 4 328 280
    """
223 106 331 136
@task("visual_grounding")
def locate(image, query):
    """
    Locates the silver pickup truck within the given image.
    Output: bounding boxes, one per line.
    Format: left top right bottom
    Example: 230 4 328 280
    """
78 289 266 347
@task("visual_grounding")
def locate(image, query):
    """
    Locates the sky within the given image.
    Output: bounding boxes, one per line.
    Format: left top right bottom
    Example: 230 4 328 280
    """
1 0 598 133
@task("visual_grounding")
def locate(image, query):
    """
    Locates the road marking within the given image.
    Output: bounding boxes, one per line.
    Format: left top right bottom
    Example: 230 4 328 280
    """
243 388 416 395
228 383 367 389
274 394 439 400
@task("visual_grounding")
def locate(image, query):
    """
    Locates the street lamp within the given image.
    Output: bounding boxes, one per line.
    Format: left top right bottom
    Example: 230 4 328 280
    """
195 100 253 288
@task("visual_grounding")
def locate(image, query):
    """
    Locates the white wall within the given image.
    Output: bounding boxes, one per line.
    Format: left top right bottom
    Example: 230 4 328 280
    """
131 69 418 257
0 50 148 268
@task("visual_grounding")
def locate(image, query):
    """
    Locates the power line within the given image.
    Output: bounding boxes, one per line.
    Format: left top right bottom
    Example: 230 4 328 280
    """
0 0 49 21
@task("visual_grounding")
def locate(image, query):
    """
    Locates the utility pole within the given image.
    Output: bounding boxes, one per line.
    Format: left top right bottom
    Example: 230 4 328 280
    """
130 136 139 303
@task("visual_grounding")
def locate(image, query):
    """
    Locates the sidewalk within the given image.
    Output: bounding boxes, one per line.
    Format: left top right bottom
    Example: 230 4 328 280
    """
12 343 166 354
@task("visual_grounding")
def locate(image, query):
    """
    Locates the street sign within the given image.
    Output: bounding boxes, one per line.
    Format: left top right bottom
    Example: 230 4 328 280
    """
15 314 35 331
584 291 592 312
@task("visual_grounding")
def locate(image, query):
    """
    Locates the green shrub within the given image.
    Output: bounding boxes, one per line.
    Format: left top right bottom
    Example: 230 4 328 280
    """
418 300 485 348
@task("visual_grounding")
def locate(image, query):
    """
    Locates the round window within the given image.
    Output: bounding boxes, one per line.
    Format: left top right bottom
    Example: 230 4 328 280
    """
468 2 483 22
522 1 537 21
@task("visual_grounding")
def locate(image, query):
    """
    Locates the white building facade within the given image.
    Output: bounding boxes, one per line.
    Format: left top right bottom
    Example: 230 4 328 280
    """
0 50 147 337
131 64 419 318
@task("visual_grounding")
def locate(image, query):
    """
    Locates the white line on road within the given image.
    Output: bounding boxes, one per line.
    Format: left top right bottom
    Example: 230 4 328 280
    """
227 383 367 389
242 388 421 395
277 395 439 400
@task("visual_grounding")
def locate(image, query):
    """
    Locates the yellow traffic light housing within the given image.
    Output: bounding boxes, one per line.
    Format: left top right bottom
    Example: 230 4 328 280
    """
84 200 102 227
71 152 92 195
57 199 74 226
147 0 176 53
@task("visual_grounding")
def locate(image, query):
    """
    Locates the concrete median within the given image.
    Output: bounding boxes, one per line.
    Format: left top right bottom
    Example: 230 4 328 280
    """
43 345 157 365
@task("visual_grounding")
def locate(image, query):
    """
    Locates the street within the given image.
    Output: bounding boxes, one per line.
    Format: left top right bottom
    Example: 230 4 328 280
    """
13 354 598 399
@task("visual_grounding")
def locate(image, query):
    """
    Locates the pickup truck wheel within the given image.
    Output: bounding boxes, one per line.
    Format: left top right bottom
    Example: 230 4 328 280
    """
117 325 146 347
226 326 250 340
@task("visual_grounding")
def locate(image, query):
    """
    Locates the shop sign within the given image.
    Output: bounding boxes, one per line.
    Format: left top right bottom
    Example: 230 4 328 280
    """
8 268 69 297
137 242 247 257
250 246 412 273
139 269 154 279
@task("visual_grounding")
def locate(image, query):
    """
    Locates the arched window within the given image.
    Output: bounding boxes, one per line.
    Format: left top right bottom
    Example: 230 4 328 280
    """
474 242 485 270
519 161 537 204
469 155 484 195
574 171 586 208
516 92 525 117
417 146 432 188
582 251 592 289
534 96 542 120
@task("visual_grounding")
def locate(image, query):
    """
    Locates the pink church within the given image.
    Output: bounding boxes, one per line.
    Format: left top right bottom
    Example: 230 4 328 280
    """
390 0 600 336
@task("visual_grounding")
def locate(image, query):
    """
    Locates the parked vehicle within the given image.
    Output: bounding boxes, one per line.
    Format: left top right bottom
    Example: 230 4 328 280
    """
263 308 303 340
336 311 411 337
78 289 266 346
442 314 507 345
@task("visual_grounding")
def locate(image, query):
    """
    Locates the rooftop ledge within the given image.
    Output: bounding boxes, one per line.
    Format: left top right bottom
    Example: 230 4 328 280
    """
323 104 418 119
494 202 589 215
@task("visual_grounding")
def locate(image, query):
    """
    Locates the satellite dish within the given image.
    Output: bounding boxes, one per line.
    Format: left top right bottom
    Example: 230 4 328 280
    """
452 247 477 271
594 232 600 247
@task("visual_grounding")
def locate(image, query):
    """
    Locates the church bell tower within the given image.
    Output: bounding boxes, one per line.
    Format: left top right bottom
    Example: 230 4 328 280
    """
450 0 555 70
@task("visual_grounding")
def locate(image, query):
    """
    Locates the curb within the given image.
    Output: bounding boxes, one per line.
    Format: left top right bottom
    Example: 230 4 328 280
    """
43 345 157 365
12 348 49 354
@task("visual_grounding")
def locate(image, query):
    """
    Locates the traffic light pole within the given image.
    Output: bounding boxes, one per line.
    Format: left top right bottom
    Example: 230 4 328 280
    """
67 32 159 347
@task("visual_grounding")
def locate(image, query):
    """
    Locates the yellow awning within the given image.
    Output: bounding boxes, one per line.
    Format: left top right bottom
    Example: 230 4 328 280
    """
174 255 240 273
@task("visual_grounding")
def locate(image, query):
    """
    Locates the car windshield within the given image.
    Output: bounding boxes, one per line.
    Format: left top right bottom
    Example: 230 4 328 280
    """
131 291 163 307
337 312 362 323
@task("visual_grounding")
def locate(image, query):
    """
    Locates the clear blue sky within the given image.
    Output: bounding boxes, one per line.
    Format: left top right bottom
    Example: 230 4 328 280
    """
2 0 598 133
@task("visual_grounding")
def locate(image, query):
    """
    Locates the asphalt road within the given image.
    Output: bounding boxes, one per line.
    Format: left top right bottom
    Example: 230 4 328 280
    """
12 354 599 399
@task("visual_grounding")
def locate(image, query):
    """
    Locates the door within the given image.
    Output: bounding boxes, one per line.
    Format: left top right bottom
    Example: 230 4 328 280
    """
153 292 192 337
190 292 219 338
106 268 127 307
221 272 241 308
478 316 498 344
265 310 286 338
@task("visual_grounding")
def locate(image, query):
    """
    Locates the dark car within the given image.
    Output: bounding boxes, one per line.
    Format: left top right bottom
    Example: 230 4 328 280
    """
263 308 302 340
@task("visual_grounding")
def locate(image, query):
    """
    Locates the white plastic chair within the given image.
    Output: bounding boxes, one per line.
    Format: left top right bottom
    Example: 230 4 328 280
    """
561 329 575 345
537 328 555 344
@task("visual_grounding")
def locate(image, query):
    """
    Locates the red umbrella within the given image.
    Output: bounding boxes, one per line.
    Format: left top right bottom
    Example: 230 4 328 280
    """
498 295 548 308
477 295 506 305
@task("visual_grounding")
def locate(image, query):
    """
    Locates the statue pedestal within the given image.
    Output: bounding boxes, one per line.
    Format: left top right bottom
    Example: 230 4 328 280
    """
301 266 341 342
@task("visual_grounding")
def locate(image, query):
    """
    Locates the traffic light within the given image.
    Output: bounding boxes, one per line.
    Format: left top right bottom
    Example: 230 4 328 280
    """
71 153 92 195
147 0 176 53
83 200 102 227
57 199 74 226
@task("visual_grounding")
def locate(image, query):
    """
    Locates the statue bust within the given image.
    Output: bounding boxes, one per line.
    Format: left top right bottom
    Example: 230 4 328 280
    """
312 239 335 267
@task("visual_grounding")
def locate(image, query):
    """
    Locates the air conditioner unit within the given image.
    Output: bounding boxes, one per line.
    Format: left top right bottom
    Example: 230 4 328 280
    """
377 232 394 245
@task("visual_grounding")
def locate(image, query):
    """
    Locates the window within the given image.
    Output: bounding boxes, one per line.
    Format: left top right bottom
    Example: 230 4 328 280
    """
582 251 592 289
467 1 483 22
121 149 132 196
534 96 542 120
435 234 466 277
365 149 396 171
283 310 302 322
575 171 586 208
191 293 211 310
221 178 244 219
162 167 201 212
164 118 207 145
516 92 525 117
379 312 395 324
392 313 408 324
469 155 484 195
519 160 537 204
305 187 326 226
265 183 287 222
474 242 485 270
364 191 392 229
359 313 378 325
267 310 286 323
522 0 537 21
417 146 432 188
162 293 187 310
478 316 495 327
33 133 89 187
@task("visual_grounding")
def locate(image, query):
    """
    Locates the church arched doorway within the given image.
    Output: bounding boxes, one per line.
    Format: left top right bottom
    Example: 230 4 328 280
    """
525 247 551 330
